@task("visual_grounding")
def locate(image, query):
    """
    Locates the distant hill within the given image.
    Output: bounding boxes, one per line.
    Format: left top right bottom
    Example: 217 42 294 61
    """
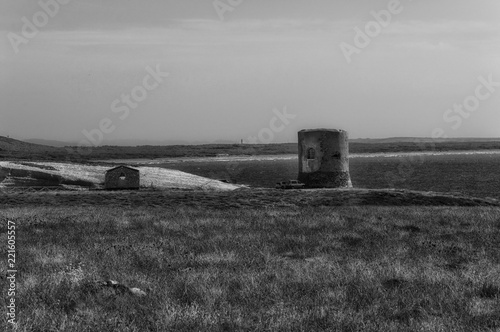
20 136 500 147
1 135 500 162
23 138 74 147
0 136 69 160
0 136 62 152
22 138 233 147
351 137 500 144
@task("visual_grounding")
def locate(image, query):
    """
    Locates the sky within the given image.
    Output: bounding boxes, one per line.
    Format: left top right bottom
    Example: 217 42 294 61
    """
1 0 499 145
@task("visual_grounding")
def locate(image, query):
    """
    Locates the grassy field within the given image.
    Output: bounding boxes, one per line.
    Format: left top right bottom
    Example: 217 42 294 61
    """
2 152 499 200
2 147 500 331
62 140 500 160
1 205 500 331
150 153 500 200
0 188 499 209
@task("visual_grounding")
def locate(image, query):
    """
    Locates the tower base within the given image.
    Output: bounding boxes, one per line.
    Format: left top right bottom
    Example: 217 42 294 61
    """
298 171 352 188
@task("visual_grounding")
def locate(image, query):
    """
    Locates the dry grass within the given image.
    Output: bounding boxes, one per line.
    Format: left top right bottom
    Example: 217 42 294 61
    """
0 161 241 191
0 188 497 210
1 205 499 331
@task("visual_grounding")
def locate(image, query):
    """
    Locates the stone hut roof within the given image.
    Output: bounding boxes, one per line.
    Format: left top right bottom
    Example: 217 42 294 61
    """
105 165 139 174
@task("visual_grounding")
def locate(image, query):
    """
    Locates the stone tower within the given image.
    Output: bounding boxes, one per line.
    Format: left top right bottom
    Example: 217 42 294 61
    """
297 129 352 188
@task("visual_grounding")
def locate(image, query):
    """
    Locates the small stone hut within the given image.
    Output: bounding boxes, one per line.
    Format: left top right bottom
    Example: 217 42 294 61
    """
105 165 140 190
298 129 352 188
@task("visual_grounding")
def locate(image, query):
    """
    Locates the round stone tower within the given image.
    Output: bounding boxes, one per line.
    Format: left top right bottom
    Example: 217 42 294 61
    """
297 129 352 188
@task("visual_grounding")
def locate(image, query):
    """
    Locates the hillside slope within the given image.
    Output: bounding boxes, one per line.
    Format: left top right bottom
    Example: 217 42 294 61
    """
0 136 60 151
0 136 68 160
0 161 241 191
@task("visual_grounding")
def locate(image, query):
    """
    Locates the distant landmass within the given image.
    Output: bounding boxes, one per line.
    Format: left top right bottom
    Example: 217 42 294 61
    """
0 135 500 162
22 138 241 147
21 136 500 147
23 138 75 147
352 137 500 144
0 136 63 152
